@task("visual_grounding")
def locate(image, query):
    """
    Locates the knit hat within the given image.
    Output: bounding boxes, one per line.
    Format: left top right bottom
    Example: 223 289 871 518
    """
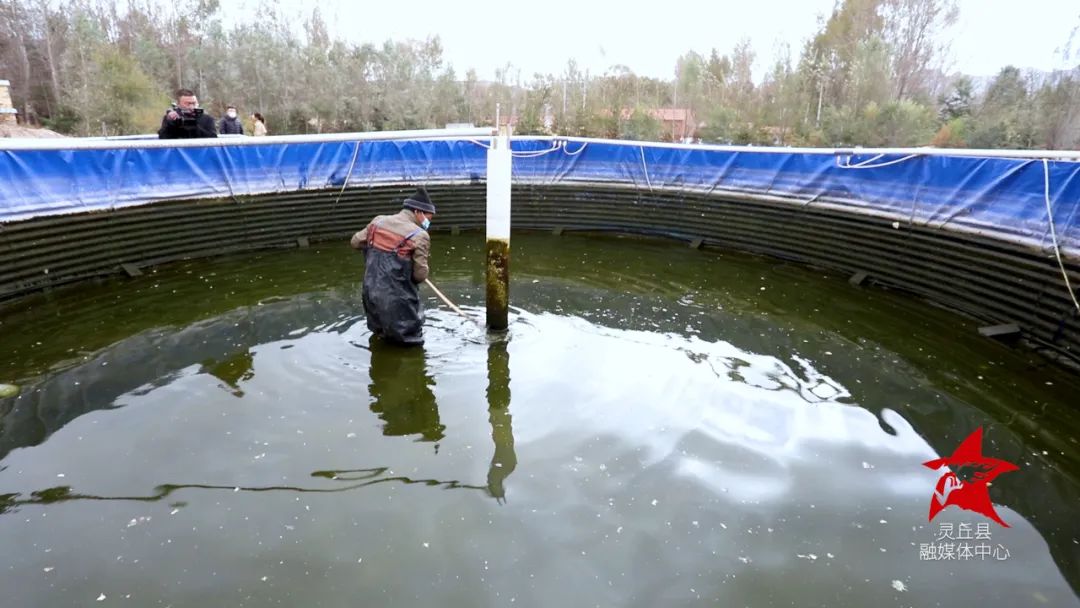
402 187 436 214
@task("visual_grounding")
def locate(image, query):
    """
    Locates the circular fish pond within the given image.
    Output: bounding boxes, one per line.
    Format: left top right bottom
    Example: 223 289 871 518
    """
0 232 1078 607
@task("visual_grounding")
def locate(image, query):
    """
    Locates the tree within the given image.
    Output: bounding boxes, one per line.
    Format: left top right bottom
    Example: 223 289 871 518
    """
697 106 737 143
0 0 1064 149
881 0 958 101
932 116 969 147
759 46 801 144
674 51 706 115
968 66 1037 148
938 75 973 121
619 107 662 141
96 47 167 134
1033 18 1080 149
56 6 110 135
875 99 935 145
0 0 34 121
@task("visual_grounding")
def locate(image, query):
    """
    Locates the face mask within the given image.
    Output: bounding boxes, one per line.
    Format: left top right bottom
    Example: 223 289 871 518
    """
227 111 237 118
421 217 431 230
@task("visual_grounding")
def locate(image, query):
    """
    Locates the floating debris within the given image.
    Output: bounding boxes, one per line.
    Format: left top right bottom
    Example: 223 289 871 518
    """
891 580 907 592
0 384 20 398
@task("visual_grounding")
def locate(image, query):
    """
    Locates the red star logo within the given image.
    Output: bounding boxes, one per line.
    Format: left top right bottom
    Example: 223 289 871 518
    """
923 427 1019 527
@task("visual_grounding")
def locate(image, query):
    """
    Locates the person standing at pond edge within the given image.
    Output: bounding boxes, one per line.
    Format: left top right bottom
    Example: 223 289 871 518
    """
158 89 217 139
350 188 435 345
251 112 267 136
219 105 244 135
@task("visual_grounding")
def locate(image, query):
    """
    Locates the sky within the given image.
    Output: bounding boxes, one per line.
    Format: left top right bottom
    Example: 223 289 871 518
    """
234 0 1079 83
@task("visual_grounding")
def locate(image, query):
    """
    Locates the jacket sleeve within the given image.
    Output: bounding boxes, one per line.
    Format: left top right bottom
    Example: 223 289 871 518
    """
158 113 176 139
197 114 218 138
411 233 430 283
350 221 374 249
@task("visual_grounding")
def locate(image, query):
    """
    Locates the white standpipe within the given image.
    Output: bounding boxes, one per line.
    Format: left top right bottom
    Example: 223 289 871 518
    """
485 125 512 330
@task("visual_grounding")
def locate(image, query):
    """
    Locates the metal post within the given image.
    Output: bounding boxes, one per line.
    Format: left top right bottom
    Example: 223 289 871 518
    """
485 125 512 330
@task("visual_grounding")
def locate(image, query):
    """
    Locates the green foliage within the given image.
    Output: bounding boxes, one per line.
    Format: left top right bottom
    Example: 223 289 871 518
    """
584 108 619 139
619 108 662 141
1033 73 1080 149
966 66 1039 149
874 99 936 145
938 76 974 121
41 107 81 134
697 106 737 143
97 48 170 135
932 117 969 147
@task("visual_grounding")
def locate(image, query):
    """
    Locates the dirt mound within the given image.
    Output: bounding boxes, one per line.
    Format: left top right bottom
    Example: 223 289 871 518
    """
0 123 66 138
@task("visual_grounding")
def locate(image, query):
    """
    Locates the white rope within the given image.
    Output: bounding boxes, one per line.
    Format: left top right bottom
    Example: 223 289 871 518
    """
835 153 921 169
511 141 563 158
517 139 589 157
472 138 588 157
335 140 362 203
562 141 588 156
640 146 653 192
848 153 885 167
472 137 559 156
309 140 363 236
1043 158 1080 313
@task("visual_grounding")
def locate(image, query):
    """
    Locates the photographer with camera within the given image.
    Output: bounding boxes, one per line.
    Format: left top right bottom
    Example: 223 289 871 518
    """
158 89 218 139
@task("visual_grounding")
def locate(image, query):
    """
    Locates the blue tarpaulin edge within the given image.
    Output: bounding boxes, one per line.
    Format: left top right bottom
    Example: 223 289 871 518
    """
1 138 1077 256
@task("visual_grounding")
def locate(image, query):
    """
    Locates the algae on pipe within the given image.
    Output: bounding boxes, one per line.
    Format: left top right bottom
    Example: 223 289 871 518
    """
486 125 512 330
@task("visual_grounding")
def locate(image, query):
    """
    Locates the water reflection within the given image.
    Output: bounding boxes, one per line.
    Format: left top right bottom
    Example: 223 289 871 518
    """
0 467 487 515
486 337 517 502
367 337 445 443
201 350 255 397
0 292 359 461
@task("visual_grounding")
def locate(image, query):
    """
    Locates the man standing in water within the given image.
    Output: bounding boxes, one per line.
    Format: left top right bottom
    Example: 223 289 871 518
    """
350 187 435 345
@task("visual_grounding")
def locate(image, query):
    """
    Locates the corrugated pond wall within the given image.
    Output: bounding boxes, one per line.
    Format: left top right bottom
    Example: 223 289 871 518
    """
1 182 1078 366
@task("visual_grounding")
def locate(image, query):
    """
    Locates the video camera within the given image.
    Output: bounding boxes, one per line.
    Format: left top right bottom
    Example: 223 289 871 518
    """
170 104 204 126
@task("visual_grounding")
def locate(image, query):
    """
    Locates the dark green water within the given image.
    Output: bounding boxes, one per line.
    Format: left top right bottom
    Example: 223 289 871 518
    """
0 232 1078 607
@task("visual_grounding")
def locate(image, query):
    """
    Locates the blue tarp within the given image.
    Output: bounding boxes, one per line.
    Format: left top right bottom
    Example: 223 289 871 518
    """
1 137 1078 256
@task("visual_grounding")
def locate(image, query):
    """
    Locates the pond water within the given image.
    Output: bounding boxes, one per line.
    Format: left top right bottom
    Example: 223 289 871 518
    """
1 232 1078 607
